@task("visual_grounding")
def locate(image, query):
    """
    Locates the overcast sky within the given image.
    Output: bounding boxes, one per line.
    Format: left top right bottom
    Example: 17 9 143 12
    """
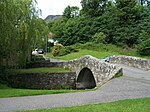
36 0 82 19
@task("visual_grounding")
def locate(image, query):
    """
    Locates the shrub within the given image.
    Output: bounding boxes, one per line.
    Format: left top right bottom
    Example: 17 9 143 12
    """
58 46 79 56
52 44 63 56
137 31 150 56
137 39 150 55
92 32 106 43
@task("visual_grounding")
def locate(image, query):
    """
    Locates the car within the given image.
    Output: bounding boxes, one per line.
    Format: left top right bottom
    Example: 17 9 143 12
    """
32 49 38 55
38 49 44 54
101 56 112 62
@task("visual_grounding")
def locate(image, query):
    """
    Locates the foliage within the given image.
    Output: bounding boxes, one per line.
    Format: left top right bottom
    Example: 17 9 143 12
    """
0 0 49 69
137 31 150 55
48 0 150 56
80 0 108 17
46 42 143 61
138 0 149 5
48 19 66 41
63 5 79 20
23 98 150 112
92 32 106 43
59 46 79 56
52 44 79 56
52 44 63 56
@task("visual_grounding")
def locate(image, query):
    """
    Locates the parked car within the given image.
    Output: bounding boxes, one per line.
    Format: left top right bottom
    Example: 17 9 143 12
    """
38 49 44 54
32 49 38 55
101 56 112 62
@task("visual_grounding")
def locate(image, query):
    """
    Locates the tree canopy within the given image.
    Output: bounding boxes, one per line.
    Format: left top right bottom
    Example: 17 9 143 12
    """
0 0 49 69
48 0 150 56
63 5 80 20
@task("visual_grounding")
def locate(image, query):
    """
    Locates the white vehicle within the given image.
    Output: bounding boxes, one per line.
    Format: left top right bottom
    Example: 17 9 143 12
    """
32 49 38 55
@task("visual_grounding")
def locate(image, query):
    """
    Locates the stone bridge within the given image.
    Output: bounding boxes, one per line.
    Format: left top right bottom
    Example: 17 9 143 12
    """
28 55 123 89
55 55 123 89
24 55 150 89
110 55 150 71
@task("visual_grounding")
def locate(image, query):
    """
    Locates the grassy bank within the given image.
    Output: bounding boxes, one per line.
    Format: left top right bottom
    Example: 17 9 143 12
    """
46 42 149 60
0 67 78 98
21 98 150 112
46 49 114 60
0 83 84 98
10 67 71 74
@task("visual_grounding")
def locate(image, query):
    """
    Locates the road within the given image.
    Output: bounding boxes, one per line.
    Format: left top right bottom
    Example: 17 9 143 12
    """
0 64 150 112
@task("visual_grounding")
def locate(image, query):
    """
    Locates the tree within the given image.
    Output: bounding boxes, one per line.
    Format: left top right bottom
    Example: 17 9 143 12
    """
80 0 108 17
48 19 66 42
137 31 150 55
0 0 49 69
63 5 79 20
92 32 106 43
138 0 149 6
61 16 97 45
115 0 139 23
48 0 150 55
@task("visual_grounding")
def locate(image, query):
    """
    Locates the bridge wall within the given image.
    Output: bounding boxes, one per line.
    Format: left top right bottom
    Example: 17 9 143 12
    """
26 55 123 88
110 56 150 71
8 72 76 89
57 55 122 87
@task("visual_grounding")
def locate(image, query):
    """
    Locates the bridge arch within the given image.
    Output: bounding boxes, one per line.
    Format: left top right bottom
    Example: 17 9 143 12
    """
76 67 96 89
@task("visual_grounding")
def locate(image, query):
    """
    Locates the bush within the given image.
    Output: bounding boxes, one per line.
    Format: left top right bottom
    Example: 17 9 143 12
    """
92 32 106 43
137 39 150 56
51 44 79 57
137 31 150 56
59 46 79 56
52 44 63 56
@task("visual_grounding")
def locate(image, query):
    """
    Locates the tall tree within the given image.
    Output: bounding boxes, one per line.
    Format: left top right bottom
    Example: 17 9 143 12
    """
80 0 108 17
63 5 79 20
0 0 49 69
138 0 149 6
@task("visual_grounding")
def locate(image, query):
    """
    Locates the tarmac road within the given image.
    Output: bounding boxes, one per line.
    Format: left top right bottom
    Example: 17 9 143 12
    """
0 64 150 112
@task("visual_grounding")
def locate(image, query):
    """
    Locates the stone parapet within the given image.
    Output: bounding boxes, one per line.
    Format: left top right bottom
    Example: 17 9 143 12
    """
110 56 150 71
61 55 123 87
25 55 123 88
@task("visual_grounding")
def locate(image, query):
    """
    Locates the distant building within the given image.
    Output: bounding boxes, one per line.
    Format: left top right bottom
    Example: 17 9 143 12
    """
48 38 54 43
44 15 62 23
47 32 58 46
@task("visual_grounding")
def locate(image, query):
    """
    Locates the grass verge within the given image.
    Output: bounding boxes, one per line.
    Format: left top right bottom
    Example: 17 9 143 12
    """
46 49 117 60
0 84 84 98
7 67 71 74
0 67 77 98
21 98 150 112
46 42 150 60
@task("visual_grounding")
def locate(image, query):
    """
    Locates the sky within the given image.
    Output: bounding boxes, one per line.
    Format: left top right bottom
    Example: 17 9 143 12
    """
36 0 82 19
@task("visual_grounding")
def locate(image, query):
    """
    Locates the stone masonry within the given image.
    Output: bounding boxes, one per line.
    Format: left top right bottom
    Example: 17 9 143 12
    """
8 72 76 89
57 55 123 87
110 55 150 71
10 55 123 89
7 55 150 89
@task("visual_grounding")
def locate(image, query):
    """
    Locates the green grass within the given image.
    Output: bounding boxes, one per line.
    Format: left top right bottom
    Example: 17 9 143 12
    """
0 88 80 98
21 98 150 112
46 42 150 60
8 67 71 74
0 67 77 98
0 83 10 89
0 84 84 98
47 49 117 60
